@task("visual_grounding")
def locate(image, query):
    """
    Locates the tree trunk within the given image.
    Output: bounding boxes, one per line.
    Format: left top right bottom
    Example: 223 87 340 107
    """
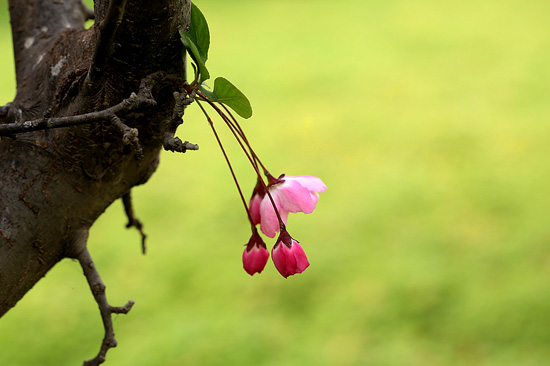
1 1 192 362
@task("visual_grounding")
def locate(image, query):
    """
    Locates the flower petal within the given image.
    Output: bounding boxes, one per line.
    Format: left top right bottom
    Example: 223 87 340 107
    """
259 193 284 238
286 175 327 193
292 241 310 273
249 194 262 225
243 243 269 276
271 235 310 278
272 243 297 278
276 179 316 214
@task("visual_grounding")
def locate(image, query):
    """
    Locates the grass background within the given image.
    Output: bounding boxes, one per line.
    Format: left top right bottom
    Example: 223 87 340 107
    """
2 0 550 365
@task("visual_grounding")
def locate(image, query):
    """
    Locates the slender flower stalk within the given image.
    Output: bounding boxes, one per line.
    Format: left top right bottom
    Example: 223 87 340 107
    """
195 100 255 228
197 91 286 231
219 103 268 175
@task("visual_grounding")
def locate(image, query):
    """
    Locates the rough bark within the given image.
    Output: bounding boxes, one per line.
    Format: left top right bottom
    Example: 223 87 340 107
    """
1 0 192 362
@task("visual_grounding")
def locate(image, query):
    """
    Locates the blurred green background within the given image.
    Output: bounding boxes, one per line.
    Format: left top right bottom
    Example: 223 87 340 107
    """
2 0 550 365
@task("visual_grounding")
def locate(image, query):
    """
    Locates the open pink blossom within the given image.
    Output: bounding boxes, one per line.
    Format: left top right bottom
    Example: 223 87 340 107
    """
253 174 326 238
242 231 269 276
272 229 309 278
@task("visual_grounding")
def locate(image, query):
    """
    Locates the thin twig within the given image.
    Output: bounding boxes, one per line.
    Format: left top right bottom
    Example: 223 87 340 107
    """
77 247 134 366
122 192 147 254
162 90 199 153
0 91 154 137
163 136 200 153
110 115 144 159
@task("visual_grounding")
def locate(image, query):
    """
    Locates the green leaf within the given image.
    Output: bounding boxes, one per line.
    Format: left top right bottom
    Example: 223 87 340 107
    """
180 31 210 82
179 4 211 82
189 3 210 63
213 77 252 119
199 84 217 102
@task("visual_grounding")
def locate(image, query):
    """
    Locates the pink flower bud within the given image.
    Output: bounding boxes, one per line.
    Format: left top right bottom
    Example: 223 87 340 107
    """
272 230 310 278
248 179 266 226
242 231 269 276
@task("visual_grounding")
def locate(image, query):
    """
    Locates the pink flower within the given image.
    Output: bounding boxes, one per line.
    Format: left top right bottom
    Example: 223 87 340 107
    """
242 231 269 276
253 174 327 238
272 230 310 278
249 179 265 226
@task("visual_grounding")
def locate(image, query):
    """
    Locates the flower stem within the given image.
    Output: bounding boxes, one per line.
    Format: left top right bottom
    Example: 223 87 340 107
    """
195 100 255 229
197 91 286 230
218 103 270 175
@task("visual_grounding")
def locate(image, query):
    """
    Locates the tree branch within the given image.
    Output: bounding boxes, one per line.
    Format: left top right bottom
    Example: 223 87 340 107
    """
77 247 135 366
162 90 199 153
8 0 90 85
84 0 129 96
0 81 156 137
122 192 147 254
110 114 144 159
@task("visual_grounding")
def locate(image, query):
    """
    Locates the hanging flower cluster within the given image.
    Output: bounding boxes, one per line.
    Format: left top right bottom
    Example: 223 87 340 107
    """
194 94 326 278
245 174 326 277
